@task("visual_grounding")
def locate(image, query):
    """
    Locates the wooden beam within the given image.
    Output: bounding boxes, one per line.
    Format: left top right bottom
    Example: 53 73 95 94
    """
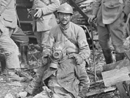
102 67 130 87
86 87 116 97
116 82 129 98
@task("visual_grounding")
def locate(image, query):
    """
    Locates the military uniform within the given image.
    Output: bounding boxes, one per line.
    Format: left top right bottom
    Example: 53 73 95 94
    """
44 22 91 61
24 3 91 97
26 22 90 98
32 0 60 47
0 0 20 69
92 0 130 63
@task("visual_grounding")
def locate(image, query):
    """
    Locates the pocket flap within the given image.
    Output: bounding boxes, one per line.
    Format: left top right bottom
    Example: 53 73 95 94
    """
3 16 13 23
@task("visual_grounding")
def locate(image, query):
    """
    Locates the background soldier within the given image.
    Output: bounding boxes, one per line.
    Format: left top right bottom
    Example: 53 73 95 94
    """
31 0 60 50
0 0 22 78
88 0 130 64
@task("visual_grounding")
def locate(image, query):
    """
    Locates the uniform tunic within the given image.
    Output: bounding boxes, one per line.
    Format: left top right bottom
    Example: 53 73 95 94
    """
32 0 60 46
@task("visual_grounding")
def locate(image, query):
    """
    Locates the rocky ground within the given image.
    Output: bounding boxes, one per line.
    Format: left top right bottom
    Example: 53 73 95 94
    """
0 49 41 98
0 82 24 98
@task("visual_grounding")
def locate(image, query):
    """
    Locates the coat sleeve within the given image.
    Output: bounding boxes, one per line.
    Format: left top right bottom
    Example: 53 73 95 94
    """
124 0 130 16
41 0 60 15
77 26 91 62
42 28 55 52
92 0 101 16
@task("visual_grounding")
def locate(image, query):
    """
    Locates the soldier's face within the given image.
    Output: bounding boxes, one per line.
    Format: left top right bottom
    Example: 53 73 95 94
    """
58 12 72 25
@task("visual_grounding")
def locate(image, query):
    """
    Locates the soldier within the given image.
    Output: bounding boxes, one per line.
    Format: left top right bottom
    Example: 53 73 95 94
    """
0 0 22 77
20 3 90 98
88 0 130 64
31 0 60 50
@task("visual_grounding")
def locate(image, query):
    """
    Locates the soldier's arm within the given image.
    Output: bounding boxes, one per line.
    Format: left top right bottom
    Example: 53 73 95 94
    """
124 0 130 16
41 0 60 15
42 28 55 55
92 0 101 16
77 27 91 62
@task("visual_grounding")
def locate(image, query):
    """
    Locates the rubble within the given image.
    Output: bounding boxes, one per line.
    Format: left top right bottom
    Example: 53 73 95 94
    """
0 0 130 98
4 93 15 98
17 91 28 98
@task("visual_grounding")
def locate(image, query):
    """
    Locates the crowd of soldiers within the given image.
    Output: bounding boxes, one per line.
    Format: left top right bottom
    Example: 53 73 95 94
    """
0 0 130 98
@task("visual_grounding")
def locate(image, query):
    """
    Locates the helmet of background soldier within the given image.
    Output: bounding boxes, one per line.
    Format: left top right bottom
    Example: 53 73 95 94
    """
57 3 73 15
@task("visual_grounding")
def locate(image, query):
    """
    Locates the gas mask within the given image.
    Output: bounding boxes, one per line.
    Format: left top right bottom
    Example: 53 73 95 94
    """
52 42 66 60
50 42 66 69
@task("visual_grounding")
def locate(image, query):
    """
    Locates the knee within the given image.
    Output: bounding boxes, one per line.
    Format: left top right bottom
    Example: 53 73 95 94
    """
99 40 109 49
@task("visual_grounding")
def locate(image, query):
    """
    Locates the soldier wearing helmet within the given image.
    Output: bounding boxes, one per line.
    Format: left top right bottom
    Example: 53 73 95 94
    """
22 3 90 98
56 3 73 25
57 3 73 14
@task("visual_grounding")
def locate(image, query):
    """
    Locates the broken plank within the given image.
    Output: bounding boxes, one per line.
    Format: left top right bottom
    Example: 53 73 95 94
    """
102 67 130 87
86 87 116 97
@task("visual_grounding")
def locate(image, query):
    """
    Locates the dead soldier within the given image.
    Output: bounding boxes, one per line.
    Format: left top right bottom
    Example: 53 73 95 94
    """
20 3 91 98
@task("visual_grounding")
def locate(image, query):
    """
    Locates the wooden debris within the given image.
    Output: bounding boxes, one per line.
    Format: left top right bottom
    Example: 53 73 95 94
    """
86 87 116 97
102 67 130 87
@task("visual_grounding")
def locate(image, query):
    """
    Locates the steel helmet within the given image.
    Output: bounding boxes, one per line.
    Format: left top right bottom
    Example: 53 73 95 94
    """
57 3 73 15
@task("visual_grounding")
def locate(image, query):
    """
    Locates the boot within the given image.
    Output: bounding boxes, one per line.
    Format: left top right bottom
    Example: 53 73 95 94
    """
0 54 7 75
20 44 30 69
115 53 125 62
102 49 113 64
0 54 27 82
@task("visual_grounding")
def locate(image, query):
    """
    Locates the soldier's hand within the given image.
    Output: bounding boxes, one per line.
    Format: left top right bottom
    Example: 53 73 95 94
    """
79 86 89 98
17 91 28 98
68 53 83 65
42 49 51 58
88 14 96 24
34 8 43 18
124 36 130 49
42 86 53 98
42 86 51 92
